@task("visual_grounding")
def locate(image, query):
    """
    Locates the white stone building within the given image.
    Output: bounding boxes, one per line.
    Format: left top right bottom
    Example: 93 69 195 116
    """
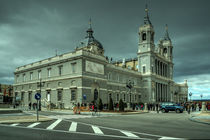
13 6 188 109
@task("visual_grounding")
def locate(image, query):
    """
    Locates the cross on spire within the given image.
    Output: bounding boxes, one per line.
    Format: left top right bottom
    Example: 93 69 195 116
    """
86 18 94 38
89 18 92 29
164 24 171 41
144 4 152 25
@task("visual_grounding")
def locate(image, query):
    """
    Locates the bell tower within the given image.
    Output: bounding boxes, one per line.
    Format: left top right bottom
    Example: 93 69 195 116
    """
137 5 155 74
162 24 173 62
138 5 155 54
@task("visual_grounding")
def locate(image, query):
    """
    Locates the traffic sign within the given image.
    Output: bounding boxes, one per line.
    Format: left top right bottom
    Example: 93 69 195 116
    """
83 94 87 100
35 93 41 100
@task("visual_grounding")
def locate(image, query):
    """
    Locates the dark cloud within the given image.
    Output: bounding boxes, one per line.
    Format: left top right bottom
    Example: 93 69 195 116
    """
0 0 210 87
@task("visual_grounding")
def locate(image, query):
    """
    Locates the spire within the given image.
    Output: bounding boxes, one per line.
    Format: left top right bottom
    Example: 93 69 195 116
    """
144 4 152 25
86 18 94 38
163 24 171 41
89 18 92 29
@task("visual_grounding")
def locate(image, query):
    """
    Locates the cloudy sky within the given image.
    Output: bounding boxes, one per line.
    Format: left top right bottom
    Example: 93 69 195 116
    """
0 0 209 99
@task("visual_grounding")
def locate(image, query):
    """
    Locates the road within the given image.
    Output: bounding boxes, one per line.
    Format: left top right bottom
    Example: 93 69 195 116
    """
0 111 209 139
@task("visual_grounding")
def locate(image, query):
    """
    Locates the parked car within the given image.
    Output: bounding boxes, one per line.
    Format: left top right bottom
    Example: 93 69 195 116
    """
160 102 184 113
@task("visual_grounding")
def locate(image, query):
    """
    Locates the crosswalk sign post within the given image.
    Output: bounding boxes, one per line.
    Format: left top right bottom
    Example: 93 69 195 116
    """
35 93 41 121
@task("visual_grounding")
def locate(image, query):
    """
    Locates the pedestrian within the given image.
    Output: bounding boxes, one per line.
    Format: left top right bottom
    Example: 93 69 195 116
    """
156 103 159 113
92 104 94 116
187 103 191 114
29 102 31 110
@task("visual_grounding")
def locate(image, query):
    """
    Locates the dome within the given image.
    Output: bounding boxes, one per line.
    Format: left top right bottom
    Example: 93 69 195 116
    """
77 27 103 50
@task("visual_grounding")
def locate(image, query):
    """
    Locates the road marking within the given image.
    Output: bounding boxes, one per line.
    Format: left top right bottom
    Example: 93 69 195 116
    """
27 122 40 128
10 123 19 126
1 123 142 139
121 131 139 138
159 137 180 139
46 119 62 130
92 126 104 135
69 122 77 132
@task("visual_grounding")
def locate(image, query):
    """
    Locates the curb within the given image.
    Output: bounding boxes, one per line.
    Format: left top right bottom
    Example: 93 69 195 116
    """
0 110 23 114
188 117 210 125
0 115 53 124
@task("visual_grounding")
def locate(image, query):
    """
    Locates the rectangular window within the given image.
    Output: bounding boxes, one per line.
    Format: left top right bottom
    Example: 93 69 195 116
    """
48 68 51 78
58 66 63 76
123 94 126 102
117 94 119 101
143 66 146 74
28 92 32 102
23 74 26 82
71 63 76 73
38 70 41 79
71 90 76 101
30 72 33 80
21 92 24 101
135 95 137 101
57 90 62 101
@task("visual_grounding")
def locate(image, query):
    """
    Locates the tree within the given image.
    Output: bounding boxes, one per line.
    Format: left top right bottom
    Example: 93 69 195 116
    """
108 98 114 111
119 99 124 111
98 98 103 111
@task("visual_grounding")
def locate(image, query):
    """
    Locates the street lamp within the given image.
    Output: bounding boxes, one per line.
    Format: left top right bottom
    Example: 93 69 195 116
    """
189 92 192 102
200 94 203 101
37 78 45 111
126 80 134 109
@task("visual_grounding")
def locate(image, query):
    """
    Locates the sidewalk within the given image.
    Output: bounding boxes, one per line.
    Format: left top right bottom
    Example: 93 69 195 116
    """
0 115 52 123
189 111 210 125
0 108 22 114
0 108 52 124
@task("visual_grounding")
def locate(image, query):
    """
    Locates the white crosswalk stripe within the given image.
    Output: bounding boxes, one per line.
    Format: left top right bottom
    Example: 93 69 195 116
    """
6 120 178 139
46 119 62 130
92 126 104 135
120 131 139 138
69 122 77 132
27 122 40 128
10 123 19 126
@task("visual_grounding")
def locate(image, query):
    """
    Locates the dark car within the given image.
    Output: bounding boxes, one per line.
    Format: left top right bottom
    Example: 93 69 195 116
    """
160 102 183 113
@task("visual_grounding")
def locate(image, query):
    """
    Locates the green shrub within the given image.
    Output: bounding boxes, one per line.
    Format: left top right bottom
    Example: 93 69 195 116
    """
108 98 114 110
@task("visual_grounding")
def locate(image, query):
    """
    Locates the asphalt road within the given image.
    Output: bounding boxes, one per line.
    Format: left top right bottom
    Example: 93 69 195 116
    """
67 112 210 139
0 111 209 139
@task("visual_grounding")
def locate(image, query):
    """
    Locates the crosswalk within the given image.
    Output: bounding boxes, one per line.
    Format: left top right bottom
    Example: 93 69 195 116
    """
6 119 178 140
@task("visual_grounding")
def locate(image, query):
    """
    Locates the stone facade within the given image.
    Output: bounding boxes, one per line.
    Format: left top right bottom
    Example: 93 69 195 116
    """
13 7 188 109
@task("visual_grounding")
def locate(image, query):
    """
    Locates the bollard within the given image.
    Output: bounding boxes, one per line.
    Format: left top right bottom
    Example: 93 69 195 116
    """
201 102 206 112
144 103 148 112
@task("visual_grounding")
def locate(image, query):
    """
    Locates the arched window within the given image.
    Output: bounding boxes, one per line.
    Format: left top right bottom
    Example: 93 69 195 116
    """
142 33 146 41
163 48 167 53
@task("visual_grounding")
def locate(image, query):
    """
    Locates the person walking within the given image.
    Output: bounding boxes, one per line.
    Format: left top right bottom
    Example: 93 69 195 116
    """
187 103 191 114
92 104 94 116
156 103 159 113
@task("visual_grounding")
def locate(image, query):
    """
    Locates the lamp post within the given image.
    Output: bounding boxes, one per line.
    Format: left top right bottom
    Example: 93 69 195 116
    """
37 78 45 111
126 80 134 109
200 94 203 101
189 92 192 102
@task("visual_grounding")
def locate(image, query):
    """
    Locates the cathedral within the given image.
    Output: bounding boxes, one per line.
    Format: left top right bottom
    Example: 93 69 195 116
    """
13 6 188 109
